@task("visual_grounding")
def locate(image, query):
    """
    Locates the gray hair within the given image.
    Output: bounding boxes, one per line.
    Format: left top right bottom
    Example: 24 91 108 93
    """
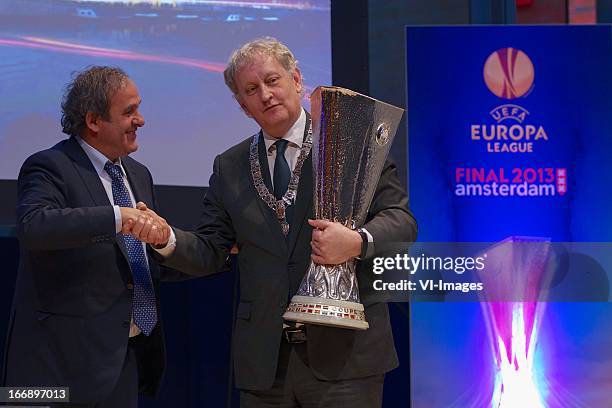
61 66 129 137
224 37 299 96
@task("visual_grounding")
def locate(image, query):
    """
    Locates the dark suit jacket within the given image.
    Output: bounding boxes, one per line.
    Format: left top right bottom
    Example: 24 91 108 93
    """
1 137 166 403
163 113 417 390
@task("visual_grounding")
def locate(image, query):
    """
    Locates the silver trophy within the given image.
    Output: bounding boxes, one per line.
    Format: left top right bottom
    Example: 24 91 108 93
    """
283 86 404 330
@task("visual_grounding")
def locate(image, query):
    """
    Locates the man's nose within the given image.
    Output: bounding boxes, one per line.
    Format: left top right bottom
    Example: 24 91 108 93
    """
134 112 145 127
260 84 273 101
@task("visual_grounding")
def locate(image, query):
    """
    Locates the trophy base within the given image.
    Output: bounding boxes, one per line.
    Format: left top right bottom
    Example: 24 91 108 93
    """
283 295 369 330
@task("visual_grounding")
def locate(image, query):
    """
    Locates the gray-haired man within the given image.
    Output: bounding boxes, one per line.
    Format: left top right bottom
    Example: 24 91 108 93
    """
3 66 171 407
150 37 417 407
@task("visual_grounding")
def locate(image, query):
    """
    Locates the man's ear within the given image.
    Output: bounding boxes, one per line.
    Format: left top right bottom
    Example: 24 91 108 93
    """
85 111 100 133
292 67 303 94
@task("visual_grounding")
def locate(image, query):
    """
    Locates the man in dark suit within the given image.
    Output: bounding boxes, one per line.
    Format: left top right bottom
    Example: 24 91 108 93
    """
148 37 417 407
2 66 172 407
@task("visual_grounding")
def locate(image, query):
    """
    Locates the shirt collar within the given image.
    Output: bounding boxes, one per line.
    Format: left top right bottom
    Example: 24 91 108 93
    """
263 108 306 152
76 136 125 177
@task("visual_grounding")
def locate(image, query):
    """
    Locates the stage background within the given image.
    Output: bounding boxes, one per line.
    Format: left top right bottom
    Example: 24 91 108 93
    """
0 0 331 187
2 1 612 406
407 25 612 407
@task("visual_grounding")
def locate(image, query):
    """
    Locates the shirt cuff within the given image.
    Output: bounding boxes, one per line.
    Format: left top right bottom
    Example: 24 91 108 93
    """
113 205 122 234
153 228 177 257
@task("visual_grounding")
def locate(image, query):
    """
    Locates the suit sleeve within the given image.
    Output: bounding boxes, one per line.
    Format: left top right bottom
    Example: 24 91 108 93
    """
144 167 202 282
16 152 116 251
362 158 417 256
161 154 236 277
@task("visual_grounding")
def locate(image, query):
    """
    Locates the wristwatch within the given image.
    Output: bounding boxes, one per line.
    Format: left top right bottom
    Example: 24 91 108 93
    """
356 227 368 259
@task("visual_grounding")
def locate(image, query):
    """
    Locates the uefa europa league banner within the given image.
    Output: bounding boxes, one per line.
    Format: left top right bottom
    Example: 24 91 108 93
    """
406 25 612 243
406 26 611 408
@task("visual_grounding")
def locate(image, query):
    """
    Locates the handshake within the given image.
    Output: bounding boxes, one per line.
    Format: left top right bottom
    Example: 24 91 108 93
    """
119 202 170 247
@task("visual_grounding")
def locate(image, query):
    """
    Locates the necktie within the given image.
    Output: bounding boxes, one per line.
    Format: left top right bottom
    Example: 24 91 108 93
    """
273 139 290 200
104 162 158 336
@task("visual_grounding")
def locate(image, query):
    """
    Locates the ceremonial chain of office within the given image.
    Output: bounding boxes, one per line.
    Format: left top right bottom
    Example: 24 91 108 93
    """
249 121 313 235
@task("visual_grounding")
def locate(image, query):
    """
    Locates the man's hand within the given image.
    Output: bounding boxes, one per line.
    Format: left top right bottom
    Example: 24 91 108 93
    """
308 219 362 265
120 203 171 247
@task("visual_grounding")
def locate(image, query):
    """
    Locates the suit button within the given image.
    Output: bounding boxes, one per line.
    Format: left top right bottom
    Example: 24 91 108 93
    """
126 283 134 290
122 321 130 328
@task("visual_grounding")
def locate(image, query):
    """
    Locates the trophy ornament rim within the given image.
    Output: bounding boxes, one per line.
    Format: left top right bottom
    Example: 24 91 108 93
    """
311 86 406 114
283 295 369 331
289 295 365 310
282 311 370 330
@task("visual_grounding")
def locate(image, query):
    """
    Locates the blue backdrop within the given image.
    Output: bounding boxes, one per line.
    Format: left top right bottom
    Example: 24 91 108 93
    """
407 25 611 242
406 25 612 408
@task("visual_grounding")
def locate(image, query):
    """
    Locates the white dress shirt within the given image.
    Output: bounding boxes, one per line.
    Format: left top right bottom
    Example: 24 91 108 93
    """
262 108 307 188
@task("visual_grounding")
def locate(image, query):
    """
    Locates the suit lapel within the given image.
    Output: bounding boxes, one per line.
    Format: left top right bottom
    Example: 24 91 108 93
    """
122 157 153 208
122 157 159 274
253 133 287 249
287 153 312 254
108 159 144 265
65 137 131 263
288 113 313 254
65 137 110 207
251 112 314 253
257 132 274 193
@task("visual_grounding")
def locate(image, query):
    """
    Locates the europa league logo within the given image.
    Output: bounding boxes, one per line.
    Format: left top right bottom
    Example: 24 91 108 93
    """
483 48 534 99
